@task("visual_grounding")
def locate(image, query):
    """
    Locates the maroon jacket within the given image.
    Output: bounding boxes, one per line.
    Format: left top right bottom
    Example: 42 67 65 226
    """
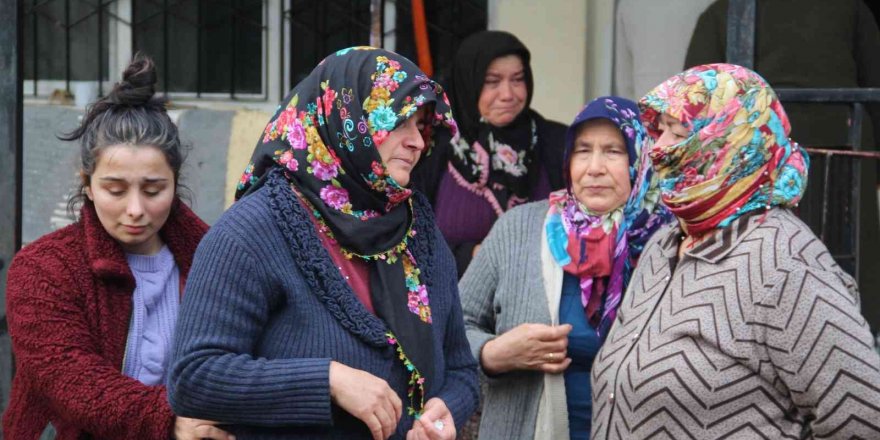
2 200 207 440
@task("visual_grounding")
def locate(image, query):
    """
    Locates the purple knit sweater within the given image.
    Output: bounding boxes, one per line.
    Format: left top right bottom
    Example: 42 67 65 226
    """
434 167 552 245
123 245 180 386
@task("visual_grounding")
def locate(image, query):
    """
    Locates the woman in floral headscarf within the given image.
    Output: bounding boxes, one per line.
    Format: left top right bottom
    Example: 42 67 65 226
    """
167 47 478 440
590 64 880 439
459 96 672 440
410 31 568 278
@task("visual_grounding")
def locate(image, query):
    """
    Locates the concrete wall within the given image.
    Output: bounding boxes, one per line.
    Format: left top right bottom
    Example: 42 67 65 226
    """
585 0 616 100
488 0 589 125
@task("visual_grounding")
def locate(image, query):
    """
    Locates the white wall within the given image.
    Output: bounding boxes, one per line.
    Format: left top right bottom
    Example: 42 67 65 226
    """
585 0 616 100
488 0 589 125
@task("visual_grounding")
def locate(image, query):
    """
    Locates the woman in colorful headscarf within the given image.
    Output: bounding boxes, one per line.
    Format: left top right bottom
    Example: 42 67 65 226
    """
459 96 672 440
167 47 479 440
410 31 567 277
591 64 880 439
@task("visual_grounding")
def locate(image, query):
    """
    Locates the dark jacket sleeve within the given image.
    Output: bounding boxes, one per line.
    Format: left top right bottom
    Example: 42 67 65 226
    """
4 251 176 440
168 223 333 427
684 0 727 69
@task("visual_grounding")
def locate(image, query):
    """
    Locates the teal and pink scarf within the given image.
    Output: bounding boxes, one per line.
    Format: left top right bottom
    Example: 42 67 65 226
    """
546 97 672 339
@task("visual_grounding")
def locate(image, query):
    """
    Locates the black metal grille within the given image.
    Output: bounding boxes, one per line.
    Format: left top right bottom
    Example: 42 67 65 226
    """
725 2 880 279
770 91 880 280
392 0 487 89
283 0 487 91
24 0 113 95
24 0 488 100
23 0 266 99
133 0 266 97
284 0 373 87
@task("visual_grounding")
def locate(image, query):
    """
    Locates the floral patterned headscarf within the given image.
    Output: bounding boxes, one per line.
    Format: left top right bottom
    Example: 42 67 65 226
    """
445 30 542 215
235 47 458 415
639 63 809 236
546 97 673 340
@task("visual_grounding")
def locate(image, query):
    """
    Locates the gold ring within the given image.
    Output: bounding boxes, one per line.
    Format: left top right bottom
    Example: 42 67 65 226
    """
547 352 555 361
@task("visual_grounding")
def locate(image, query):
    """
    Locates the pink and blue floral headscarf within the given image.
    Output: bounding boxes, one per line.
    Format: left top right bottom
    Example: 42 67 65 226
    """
639 63 809 236
235 47 458 415
546 96 673 340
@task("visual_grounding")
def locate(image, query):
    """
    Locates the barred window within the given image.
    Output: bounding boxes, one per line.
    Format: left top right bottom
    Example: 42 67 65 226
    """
23 0 487 102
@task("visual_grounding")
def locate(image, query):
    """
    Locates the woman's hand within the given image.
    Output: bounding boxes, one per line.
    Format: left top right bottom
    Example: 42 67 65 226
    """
329 361 403 440
173 417 235 440
405 398 456 440
480 323 573 375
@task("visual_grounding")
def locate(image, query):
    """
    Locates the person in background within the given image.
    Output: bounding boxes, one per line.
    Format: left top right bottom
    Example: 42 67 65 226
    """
685 0 880 332
614 0 714 100
459 96 672 440
411 30 567 277
167 47 478 440
2 55 231 440
591 63 880 439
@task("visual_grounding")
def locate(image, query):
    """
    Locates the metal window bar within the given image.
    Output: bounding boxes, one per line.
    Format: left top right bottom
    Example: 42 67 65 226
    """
726 0 755 69
772 89 880 281
0 0 24 417
24 0 267 100
727 0 880 281
132 0 269 101
282 0 486 91
390 0 487 86
283 0 373 88
392 0 487 41
24 0 126 96
279 0 285 100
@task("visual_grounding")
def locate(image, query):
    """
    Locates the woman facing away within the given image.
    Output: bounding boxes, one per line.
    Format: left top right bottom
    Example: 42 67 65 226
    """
591 63 880 439
410 30 568 277
3 55 231 440
167 47 479 439
459 96 673 440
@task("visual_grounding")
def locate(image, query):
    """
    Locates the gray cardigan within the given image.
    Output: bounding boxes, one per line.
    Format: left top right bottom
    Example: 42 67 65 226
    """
459 201 563 440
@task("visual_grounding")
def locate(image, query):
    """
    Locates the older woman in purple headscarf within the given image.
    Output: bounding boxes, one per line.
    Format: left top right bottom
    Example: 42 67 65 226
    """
459 96 673 440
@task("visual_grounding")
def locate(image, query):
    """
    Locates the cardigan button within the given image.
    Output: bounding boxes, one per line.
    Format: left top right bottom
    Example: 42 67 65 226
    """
608 392 615 403
631 333 639 341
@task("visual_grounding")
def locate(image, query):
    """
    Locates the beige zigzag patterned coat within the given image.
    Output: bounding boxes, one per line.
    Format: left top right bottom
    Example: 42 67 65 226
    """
591 208 880 439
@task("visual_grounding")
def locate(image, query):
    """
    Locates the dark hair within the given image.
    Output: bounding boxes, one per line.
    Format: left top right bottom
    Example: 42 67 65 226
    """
62 53 189 216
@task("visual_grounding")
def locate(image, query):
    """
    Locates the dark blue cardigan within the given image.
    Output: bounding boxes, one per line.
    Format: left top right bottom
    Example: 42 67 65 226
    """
168 171 479 439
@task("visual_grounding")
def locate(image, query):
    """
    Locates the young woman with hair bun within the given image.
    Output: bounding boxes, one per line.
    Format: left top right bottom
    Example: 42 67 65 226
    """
2 54 233 440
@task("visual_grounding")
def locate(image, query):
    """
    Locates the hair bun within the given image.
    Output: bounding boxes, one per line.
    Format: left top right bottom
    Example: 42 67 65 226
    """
109 53 158 107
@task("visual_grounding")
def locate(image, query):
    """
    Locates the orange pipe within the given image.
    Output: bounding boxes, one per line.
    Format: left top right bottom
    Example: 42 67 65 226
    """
411 0 433 77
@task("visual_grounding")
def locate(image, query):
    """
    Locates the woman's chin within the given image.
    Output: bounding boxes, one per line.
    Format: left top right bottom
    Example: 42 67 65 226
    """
485 112 519 128
577 199 615 216
388 172 411 187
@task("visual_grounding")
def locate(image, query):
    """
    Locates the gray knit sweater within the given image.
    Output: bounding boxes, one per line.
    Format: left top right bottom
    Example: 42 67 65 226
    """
459 201 558 440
